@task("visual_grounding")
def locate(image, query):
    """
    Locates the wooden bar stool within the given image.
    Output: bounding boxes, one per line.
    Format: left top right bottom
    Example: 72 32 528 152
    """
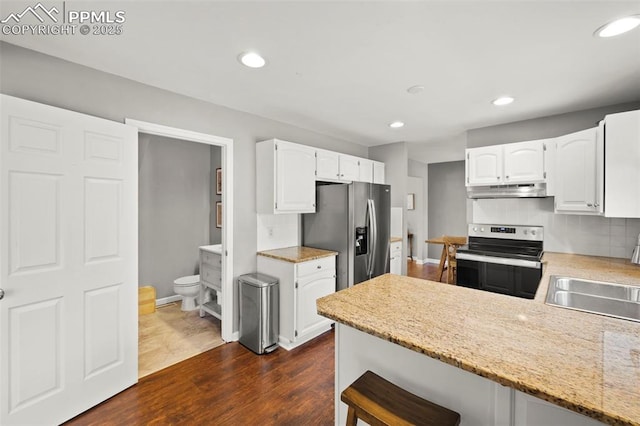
341 371 461 426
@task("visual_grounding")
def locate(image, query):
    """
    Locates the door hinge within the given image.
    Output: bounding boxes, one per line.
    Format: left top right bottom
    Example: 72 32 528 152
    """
275 143 278 150
315 170 317 176
467 153 469 160
295 330 298 337
315 151 317 158
543 143 547 151
295 282 298 289
543 171 547 178
275 202 277 209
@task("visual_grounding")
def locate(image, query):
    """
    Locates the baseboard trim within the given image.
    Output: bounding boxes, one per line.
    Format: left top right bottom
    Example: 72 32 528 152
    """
410 257 426 265
425 258 441 265
156 294 182 306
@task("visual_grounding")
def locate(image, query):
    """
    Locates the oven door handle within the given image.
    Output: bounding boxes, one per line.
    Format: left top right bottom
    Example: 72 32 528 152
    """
456 252 541 269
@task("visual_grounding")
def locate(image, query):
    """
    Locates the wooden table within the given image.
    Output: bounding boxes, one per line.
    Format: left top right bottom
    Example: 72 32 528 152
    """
426 237 466 282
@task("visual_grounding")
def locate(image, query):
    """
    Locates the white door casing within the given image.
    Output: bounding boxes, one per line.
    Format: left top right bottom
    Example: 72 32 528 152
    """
124 119 235 342
0 95 138 425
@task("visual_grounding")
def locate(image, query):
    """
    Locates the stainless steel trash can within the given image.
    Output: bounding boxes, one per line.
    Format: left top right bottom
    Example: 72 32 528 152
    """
239 273 279 354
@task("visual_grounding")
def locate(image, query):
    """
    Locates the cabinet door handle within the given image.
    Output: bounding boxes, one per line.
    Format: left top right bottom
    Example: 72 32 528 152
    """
505 175 509 179
587 203 593 207
317 265 321 269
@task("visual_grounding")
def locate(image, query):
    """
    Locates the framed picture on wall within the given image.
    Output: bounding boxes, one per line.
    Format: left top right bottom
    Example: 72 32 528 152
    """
216 202 222 228
216 168 222 195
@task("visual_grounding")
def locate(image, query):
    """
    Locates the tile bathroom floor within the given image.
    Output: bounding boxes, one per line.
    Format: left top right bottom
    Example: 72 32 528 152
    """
138 302 224 378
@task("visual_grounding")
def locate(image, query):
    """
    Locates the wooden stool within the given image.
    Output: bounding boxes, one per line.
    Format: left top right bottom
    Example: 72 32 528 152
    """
340 371 461 426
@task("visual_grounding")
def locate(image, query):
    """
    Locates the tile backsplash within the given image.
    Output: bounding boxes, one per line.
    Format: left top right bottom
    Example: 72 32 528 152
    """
471 197 640 259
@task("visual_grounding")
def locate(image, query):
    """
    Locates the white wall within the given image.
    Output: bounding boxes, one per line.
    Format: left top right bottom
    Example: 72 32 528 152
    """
472 198 640 259
256 214 300 251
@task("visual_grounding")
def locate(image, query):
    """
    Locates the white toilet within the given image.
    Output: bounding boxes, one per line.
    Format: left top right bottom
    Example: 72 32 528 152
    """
173 274 200 311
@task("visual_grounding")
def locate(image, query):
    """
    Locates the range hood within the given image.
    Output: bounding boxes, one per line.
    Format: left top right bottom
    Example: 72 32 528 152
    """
467 182 547 199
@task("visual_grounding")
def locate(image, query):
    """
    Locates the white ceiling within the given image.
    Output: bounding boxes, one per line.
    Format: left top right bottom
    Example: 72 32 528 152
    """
2 1 640 148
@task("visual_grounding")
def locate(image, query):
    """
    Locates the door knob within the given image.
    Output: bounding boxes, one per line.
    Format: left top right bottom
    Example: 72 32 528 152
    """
0 288 4 300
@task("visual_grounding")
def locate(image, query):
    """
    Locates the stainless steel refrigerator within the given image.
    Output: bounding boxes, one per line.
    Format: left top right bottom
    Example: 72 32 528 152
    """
302 182 391 291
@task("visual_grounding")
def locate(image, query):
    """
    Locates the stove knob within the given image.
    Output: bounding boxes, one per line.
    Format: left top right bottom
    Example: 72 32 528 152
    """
523 229 528 235
480 227 485 232
531 230 537 236
473 227 478 232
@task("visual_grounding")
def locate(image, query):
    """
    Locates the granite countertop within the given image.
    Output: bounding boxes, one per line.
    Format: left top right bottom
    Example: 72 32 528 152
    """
317 252 640 426
257 246 338 263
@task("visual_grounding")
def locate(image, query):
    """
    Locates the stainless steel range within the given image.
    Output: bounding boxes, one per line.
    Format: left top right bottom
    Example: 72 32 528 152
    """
456 224 544 299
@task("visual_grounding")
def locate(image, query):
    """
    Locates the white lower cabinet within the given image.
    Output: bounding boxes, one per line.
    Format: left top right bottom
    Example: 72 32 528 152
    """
257 254 336 350
389 240 402 274
199 248 222 320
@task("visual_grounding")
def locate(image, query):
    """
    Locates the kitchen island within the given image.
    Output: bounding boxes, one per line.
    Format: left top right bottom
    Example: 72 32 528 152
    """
317 252 640 426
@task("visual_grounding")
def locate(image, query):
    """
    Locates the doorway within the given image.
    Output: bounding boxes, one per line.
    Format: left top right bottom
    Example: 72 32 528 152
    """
125 119 235 343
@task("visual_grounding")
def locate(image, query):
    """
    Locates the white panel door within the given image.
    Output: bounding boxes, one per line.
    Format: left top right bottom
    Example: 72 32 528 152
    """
0 95 138 425
503 140 545 184
466 146 503 186
275 141 316 213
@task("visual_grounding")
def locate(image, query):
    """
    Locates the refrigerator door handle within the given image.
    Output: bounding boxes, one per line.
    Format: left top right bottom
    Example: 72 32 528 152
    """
367 199 377 277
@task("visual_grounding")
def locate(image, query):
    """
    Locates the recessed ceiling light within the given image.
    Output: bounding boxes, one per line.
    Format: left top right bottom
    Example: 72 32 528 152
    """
492 96 515 106
389 121 405 128
595 15 640 38
238 52 266 68
406 85 425 94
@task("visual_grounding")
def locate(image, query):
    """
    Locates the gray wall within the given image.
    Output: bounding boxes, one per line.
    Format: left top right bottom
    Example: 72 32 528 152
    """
467 101 640 148
0 42 367 333
427 161 467 260
139 135 211 298
369 142 409 274
210 146 222 245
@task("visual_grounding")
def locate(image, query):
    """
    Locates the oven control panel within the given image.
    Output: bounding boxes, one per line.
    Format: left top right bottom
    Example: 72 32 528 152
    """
468 224 543 241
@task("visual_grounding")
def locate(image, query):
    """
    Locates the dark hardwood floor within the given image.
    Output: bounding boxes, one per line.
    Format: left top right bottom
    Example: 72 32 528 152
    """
66 330 335 426
406 260 443 282
66 261 439 426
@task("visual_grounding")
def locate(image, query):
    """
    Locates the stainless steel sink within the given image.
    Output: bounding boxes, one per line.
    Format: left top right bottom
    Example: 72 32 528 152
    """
546 276 640 322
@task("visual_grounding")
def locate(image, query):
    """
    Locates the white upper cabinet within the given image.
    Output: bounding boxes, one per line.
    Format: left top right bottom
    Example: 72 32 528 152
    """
466 140 548 187
339 154 360 181
604 110 640 218
373 161 385 184
358 158 374 183
554 127 603 215
256 139 316 214
503 140 546 184
466 145 503 186
316 149 340 180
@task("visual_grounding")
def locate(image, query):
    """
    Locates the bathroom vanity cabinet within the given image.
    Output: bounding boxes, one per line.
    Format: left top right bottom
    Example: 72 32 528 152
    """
199 245 223 320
